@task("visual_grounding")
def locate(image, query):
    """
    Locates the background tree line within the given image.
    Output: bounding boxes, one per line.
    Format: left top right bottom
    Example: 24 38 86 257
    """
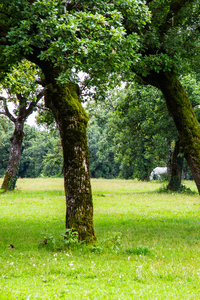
0 122 63 178
87 72 200 182
0 71 199 181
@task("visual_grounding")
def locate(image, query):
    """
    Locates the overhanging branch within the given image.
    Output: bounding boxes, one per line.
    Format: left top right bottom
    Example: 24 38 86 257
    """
0 96 16 123
25 88 46 117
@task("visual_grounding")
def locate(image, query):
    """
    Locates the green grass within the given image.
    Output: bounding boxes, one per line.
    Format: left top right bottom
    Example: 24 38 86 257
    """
0 178 200 299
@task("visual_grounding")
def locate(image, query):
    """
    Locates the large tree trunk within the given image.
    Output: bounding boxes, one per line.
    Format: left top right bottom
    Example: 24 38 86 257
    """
44 81 96 242
1 120 24 191
167 139 183 191
145 71 200 193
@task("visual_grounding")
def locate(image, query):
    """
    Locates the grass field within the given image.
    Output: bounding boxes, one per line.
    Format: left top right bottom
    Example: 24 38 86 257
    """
0 178 200 299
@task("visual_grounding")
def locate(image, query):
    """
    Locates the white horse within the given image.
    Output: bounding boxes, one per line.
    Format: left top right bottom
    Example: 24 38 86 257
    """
150 167 167 180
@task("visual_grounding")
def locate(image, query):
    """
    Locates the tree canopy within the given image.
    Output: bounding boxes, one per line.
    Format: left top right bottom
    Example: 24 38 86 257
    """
0 0 149 90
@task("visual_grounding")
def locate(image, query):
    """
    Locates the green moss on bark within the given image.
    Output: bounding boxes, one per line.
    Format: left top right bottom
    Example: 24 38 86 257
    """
155 72 200 194
45 80 96 242
1 172 11 192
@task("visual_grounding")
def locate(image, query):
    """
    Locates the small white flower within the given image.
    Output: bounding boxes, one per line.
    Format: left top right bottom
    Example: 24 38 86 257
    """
128 256 131 260
10 262 14 265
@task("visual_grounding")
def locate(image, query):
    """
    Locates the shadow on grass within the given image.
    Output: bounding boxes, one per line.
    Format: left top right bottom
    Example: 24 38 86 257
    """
0 189 65 198
93 187 198 197
157 184 197 195
95 216 200 247
1 215 200 252
0 218 65 251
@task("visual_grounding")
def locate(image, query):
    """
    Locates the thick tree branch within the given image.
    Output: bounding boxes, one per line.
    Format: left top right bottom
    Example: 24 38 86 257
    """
0 96 16 122
35 104 51 112
0 111 7 116
25 88 45 117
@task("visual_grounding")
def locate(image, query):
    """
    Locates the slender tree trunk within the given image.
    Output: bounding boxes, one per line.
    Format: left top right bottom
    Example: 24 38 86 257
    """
44 81 96 242
167 139 183 191
1 120 24 191
146 71 200 193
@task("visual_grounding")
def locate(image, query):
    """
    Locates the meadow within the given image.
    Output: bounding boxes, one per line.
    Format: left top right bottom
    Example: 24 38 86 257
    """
0 178 200 299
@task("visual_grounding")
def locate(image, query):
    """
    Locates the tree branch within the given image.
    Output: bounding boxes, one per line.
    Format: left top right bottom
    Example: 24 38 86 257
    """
35 104 51 112
0 96 16 123
25 88 45 117
0 111 7 116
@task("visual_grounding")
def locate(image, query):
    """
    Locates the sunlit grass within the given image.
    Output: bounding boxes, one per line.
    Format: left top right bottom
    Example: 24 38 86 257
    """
0 178 200 299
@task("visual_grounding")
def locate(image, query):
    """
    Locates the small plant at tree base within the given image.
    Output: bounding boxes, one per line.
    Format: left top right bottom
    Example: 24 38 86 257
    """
62 229 79 248
158 184 195 194
104 232 122 251
40 232 55 245
89 245 103 254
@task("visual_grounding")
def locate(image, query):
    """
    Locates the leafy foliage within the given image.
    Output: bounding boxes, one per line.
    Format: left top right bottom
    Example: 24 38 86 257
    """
131 0 200 77
87 101 120 178
109 84 175 180
19 126 63 178
62 229 79 247
87 71 200 181
40 232 56 245
0 123 63 178
0 0 150 92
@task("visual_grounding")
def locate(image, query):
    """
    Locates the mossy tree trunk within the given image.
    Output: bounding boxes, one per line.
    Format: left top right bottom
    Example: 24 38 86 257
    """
1 119 24 191
144 71 200 193
167 139 183 191
43 78 96 242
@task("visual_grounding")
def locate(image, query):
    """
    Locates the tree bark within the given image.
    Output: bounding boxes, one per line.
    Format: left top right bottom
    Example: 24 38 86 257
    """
0 91 43 192
167 139 183 191
145 71 200 193
1 120 24 191
44 80 96 242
